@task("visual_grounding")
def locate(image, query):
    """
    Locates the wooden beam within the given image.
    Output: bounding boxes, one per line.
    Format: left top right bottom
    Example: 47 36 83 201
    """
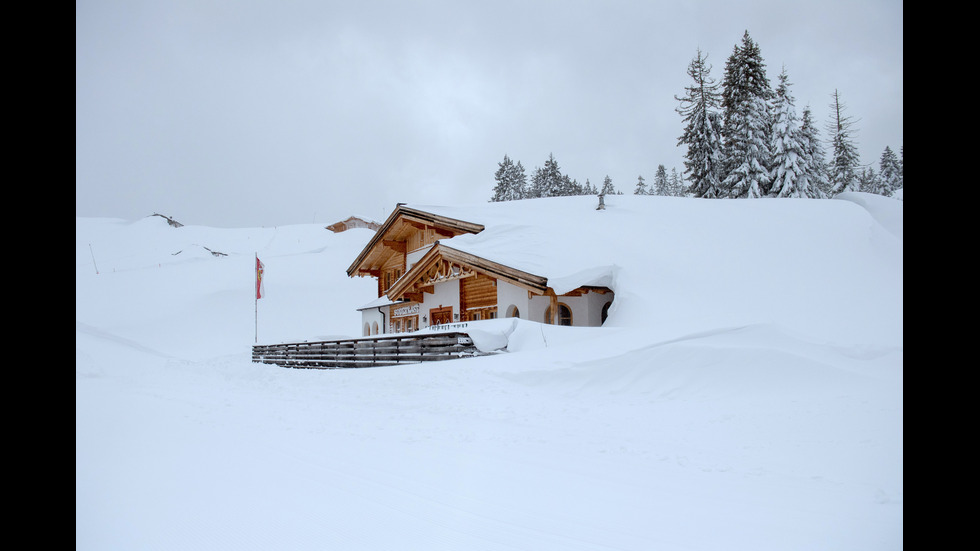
347 205 483 277
382 240 406 253
547 288 558 325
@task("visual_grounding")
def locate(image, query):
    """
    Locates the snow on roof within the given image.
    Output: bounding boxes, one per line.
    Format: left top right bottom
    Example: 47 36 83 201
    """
402 193 903 346
402 196 621 294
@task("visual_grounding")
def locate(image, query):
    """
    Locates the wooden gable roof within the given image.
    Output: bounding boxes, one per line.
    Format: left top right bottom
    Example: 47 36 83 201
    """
385 243 549 303
346 204 485 278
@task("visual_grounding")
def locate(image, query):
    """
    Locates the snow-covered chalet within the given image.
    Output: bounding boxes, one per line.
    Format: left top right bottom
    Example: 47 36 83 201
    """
348 198 617 335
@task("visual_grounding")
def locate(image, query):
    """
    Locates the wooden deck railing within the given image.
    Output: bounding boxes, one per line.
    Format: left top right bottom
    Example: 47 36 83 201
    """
251 331 480 369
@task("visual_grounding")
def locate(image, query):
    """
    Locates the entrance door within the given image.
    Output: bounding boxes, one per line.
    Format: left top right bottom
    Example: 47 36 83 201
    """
429 306 453 326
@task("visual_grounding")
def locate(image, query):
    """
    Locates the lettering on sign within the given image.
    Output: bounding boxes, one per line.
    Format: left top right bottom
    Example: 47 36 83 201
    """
392 304 420 317
429 322 469 331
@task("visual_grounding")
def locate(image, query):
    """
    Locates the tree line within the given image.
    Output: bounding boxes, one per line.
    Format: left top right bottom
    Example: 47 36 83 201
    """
491 30 902 202
489 152 688 202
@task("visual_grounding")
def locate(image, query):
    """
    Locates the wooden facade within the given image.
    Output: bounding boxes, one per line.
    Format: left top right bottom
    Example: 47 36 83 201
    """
350 204 614 335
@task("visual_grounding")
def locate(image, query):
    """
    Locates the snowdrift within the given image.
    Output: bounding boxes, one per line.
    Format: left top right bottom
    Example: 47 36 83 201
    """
76 194 902 551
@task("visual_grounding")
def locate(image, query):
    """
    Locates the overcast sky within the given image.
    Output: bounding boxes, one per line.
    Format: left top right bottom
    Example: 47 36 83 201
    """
76 0 903 228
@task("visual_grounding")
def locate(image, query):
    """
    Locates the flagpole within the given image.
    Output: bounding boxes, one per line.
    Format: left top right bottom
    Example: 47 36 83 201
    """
255 252 258 343
254 253 267 343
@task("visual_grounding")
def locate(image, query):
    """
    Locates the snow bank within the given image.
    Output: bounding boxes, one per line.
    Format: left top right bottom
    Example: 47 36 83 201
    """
76 196 902 551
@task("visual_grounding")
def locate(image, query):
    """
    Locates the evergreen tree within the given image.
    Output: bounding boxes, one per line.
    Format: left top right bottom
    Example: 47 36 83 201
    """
582 178 598 195
513 159 528 198
826 89 861 195
800 106 831 198
633 174 648 195
668 167 685 196
600 175 616 195
878 146 902 196
490 154 527 202
768 68 812 198
721 31 773 198
530 153 565 198
562 174 583 196
676 48 725 198
652 164 669 195
857 166 882 194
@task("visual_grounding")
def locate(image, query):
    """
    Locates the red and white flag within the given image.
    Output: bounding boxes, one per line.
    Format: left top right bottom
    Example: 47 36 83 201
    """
255 257 265 299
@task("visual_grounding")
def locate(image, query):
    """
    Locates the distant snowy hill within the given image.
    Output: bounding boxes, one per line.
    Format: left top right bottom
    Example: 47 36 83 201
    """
76 194 902 551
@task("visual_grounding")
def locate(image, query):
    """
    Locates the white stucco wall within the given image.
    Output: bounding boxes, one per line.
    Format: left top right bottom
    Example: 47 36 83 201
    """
360 307 386 335
588 292 615 327
496 280 530 320
406 245 433 271
419 279 460 329
360 280 614 333
528 289 614 327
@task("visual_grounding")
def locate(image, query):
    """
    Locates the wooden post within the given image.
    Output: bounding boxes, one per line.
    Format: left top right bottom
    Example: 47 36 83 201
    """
547 288 557 325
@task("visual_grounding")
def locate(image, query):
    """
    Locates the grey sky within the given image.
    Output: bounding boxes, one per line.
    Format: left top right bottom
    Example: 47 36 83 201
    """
76 0 903 228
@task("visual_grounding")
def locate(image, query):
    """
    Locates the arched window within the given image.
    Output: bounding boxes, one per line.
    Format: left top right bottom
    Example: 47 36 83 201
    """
371 321 379 335
506 305 520 318
544 303 572 326
363 323 371 336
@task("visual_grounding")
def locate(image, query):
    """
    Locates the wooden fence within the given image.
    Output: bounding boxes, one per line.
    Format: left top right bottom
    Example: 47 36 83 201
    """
251 331 481 369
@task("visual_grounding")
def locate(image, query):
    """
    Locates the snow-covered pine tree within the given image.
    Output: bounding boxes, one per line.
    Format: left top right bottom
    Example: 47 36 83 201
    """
858 166 882 194
676 48 725 198
721 31 773 198
633 175 648 195
582 178 598 195
600 175 616 196
490 155 527 201
561 174 583 196
651 165 669 195
530 153 565 198
491 155 511 202
800 106 831 198
668 167 685 196
768 68 812 198
826 89 861 195
513 159 528 199
878 146 902 196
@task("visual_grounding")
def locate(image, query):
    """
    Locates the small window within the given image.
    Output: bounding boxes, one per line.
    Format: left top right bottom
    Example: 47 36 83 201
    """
544 304 572 326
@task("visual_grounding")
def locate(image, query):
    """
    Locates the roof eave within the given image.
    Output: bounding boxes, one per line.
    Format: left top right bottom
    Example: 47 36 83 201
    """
346 204 485 277
386 243 548 301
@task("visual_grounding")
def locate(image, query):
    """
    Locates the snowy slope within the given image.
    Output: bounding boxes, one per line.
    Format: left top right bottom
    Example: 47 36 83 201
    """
76 195 902 551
